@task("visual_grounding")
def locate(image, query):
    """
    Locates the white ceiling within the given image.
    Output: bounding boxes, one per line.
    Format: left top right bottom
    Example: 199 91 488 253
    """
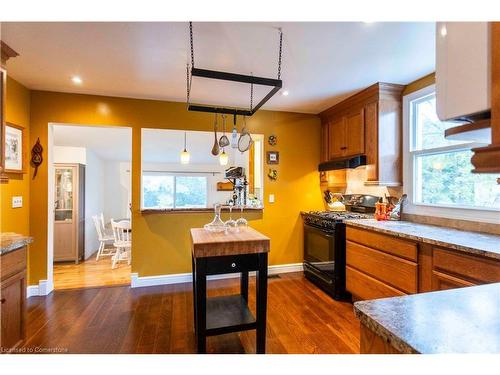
53 125 132 161
1 22 435 113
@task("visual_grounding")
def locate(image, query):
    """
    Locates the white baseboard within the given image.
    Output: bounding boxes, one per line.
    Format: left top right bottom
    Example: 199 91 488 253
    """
131 262 303 289
27 279 54 298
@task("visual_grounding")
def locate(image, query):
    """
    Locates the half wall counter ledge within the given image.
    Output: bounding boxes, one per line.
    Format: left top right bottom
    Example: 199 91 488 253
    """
0 233 33 255
190 226 270 354
141 206 263 214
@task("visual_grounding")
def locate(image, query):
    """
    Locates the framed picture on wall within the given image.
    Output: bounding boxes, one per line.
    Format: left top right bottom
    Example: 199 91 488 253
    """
266 151 279 165
4 122 26 173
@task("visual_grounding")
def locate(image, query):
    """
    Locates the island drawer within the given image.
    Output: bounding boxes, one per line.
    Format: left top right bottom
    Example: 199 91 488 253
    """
346 266 406 301
346 227 417 261
1 246 27 282
433 247 500 284
346 240 418 294
205 253 260 275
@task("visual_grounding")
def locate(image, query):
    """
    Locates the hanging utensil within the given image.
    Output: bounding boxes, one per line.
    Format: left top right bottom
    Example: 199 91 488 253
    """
218 114 230 148
238 116 253 152
231 114 238 149
211 113 220 156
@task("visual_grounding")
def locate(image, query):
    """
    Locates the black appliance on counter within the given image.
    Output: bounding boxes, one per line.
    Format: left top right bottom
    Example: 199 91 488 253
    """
302 194 378 300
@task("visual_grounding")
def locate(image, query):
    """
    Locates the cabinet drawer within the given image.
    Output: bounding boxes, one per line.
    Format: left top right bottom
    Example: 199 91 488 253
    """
433 247 500 284
205 254 260 275
346 241 417 294
1 247 27 281
346 266 405 301
346 227 417 261
432 270 476 291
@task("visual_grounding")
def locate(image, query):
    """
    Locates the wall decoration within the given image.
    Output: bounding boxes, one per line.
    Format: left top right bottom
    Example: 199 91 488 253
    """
266 151 279 165
267 168 278 181
31 137 43 179
268 134 277 146
4 123 25 173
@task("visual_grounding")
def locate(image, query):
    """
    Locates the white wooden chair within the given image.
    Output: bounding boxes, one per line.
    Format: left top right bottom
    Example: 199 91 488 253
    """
92 214 115 261
110 219 131 269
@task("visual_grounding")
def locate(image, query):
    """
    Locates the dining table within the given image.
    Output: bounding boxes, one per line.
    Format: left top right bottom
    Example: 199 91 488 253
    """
190 226 270 354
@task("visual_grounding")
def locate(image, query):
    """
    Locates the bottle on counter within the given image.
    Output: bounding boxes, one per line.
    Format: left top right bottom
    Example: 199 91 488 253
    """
375 197 387 221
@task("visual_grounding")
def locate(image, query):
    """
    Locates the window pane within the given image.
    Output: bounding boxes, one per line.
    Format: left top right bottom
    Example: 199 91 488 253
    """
175 176 207 208
415 149 500 209
142 175 174 208
412 93 466 151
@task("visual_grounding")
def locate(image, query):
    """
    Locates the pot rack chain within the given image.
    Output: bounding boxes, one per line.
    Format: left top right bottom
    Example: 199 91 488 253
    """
186 22 283 116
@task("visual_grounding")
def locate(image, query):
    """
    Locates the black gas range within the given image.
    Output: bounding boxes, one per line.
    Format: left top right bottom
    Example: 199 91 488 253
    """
302 194 377 300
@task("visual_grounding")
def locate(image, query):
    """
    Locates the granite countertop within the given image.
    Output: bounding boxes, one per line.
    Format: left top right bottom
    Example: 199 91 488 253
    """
0 233 33 256
346 219 500 260
354 283 500 353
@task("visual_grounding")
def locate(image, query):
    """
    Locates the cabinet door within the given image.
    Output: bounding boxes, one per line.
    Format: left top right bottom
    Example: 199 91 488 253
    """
1 271 25 350
344 108 365 157
431 270 475 291
320 122 329 163
328 118 345 160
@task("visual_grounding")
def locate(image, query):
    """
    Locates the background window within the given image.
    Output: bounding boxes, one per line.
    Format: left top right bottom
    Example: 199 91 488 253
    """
407 89 500 210
143 174 207 209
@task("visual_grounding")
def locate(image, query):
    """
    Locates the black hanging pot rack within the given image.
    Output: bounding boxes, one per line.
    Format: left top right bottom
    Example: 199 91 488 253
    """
186 22 283 118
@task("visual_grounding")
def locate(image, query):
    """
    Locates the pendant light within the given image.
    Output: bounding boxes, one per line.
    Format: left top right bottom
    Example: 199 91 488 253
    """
180 131 190 164
219 148 228 166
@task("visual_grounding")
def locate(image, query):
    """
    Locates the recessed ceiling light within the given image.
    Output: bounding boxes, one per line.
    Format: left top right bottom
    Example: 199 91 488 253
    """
71 76 82 85
282 90 289 96
363 22 375 25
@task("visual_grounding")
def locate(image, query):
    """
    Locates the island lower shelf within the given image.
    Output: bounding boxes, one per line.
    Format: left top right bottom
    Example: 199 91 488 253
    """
206 295 256 336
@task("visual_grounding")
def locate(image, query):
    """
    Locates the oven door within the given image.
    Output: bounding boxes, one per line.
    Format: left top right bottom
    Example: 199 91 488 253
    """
303 223 335 275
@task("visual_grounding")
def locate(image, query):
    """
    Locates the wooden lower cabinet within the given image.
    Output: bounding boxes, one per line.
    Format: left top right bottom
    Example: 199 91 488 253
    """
346 226 500 300
360 323 403 354
1 246 27 351
431 270 475 291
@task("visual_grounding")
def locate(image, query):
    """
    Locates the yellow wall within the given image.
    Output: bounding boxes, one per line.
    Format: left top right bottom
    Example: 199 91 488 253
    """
28 91 323 284
1 77 31 236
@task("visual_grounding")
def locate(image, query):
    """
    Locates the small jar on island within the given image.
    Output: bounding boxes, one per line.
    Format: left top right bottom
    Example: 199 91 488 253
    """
375 197 389 221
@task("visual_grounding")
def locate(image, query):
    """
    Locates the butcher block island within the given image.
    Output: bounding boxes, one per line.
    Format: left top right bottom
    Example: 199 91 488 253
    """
190 227 270 354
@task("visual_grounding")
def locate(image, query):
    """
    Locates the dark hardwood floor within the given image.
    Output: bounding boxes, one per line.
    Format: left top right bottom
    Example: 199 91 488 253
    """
22 272 360 354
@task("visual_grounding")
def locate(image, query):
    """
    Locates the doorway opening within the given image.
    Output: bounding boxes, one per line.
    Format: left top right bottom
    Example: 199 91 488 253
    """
49 123 132 290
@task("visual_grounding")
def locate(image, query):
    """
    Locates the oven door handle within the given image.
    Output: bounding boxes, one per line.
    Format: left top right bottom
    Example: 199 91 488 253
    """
304 223 335 237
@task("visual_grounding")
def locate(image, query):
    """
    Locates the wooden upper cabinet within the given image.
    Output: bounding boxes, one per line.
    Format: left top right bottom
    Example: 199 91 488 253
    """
328 118 345 160
344 108 365 157
320 122 329 163
320 82 404 186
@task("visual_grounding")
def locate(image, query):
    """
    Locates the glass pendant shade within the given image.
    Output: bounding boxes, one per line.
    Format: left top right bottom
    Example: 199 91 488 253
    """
180 132 190 164
219 149 229 166
180 149 190 164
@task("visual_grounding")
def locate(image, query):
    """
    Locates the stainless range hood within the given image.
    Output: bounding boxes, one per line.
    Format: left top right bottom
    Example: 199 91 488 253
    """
318 155 366 172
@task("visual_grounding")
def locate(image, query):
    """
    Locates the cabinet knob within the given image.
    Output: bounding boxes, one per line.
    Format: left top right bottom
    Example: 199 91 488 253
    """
0 298 5 304
340 146 347 150
231 263 236 268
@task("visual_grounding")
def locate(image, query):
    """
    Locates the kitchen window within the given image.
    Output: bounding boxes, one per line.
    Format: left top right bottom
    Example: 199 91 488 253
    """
142 173 208 209
403 84 500 222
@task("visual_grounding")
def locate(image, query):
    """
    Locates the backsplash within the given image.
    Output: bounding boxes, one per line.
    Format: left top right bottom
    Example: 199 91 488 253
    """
344 167 402 199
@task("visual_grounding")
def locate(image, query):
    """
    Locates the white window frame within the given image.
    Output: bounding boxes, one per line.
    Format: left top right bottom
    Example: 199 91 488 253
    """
141 171 209 209
403 84 500 224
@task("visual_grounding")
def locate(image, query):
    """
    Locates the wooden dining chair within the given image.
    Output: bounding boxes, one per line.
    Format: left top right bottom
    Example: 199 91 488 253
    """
110 219 131 269
92 214 116 261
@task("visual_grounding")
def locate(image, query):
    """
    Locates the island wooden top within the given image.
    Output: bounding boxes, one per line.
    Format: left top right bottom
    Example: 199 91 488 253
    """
190 227 270 258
